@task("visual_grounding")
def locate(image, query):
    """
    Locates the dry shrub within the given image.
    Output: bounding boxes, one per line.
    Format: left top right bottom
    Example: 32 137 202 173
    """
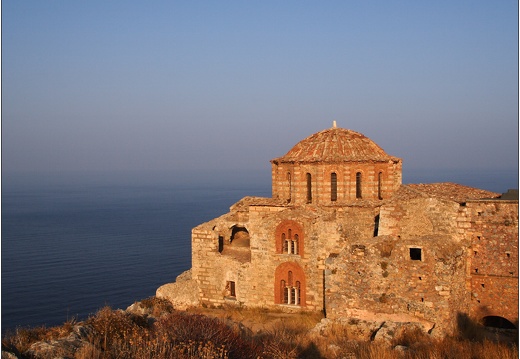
355 341 398 359
74 342 103 359
261 324 299 359
85 306 144 354
392 327 431 348
2 317 76 355
2 326 49 354
154 312 261 359
139 296 175 317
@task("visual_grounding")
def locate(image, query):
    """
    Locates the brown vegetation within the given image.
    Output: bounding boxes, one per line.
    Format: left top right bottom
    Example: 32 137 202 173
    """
2 297 518 359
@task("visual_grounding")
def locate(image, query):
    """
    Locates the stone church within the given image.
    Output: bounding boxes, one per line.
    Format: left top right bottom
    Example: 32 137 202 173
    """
159 123 518 334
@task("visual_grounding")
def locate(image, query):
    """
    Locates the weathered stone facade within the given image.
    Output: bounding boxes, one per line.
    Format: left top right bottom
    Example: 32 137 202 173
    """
163 124 518 335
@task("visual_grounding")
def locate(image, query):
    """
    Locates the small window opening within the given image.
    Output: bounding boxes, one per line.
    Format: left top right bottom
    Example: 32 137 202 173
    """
373 214 380 237
421 298 424 302
306 173 312 203
218 236 224 253
418 276 422 280
475 268 479 273
409 247 422 261
506 252 511 258
481 283 485 288
378 171 383 200
331 172 337 202
287 172 292 203
356 172 362 199
477 236 481 240
226 281 236 298
474 251 478 256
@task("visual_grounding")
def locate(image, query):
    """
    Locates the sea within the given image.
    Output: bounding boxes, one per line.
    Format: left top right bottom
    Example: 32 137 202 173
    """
1 168 518 335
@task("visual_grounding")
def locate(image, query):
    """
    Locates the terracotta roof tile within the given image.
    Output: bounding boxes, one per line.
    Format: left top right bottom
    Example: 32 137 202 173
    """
406 183 500 203
272 127 400 163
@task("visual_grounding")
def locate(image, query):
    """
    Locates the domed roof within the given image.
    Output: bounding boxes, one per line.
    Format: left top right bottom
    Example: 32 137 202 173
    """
272 125 399 163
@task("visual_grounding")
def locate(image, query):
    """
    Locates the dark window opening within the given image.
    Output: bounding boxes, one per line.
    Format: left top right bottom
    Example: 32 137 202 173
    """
331 172 337 202
378 171 383 200
482 316 517 329
218 236 224 253
306 173 312 203
409 247 422 261
373 214 380 237
506 252 511 258
356 172 362 199
287 172 292 203
226 281 236 298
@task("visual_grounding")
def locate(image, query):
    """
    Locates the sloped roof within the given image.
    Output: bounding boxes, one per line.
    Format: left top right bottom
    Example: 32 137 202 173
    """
406 183 500 203
271 126 400 163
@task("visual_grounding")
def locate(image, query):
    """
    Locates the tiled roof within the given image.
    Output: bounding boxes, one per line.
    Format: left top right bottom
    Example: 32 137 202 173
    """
271 127 400 163
406 183 500 203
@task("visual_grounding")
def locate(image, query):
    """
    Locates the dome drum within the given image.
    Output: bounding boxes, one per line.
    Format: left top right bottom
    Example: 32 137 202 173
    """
271 126 402 204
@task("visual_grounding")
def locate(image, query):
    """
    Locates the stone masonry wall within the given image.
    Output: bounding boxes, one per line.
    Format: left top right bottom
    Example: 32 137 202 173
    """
192 200 380 312
463 200 518 325
325 234 468 333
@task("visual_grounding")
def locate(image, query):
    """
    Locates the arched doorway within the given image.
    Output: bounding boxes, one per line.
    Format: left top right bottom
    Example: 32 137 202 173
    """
482 316 517 329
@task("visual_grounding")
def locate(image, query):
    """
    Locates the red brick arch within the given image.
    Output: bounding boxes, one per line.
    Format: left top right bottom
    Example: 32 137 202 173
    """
274 220 304 256
274 262 306 306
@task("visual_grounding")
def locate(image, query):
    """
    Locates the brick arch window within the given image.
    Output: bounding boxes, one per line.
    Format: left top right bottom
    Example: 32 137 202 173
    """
306 173 312 203
275 220 304 256
356 172 362 199
286 172 292 203
274 262 306 306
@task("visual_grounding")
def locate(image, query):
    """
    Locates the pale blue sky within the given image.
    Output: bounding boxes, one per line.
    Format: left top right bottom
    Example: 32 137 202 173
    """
2 1 518 186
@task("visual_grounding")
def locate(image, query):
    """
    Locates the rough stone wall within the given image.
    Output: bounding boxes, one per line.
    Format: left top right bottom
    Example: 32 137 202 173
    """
463 200 518 325
190 186 517 333
191 199 380 312
327 193 468 333
378 189 463 242
271 161 401 205
325 233 468 333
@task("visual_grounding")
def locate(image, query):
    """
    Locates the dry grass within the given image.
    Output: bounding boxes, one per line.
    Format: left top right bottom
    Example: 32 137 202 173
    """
3 303 518 359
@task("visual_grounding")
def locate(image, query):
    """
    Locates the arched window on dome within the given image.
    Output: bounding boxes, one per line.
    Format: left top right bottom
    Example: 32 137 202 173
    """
356 172 362 199
287 172 292 203
306 173 312 203
331 172 337 202
378 171 383 200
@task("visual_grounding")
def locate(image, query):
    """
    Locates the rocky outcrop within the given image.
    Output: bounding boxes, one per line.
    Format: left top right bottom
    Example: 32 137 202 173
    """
156 269 199 310
311 317 433 345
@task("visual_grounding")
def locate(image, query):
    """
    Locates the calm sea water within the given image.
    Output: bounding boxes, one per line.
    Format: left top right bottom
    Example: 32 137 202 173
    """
2 169 517 334
2 179 270 334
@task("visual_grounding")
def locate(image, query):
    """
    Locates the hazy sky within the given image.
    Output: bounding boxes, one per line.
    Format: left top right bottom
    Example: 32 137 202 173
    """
3 1 518 183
